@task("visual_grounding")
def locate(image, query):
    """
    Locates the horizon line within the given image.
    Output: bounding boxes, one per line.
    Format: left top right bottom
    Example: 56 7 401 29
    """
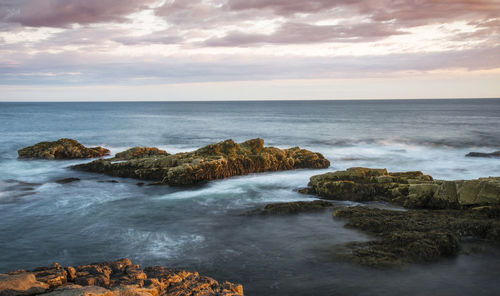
1 97 500 103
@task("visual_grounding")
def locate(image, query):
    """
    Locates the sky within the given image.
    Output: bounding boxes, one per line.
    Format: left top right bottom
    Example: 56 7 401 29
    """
0 0 499 101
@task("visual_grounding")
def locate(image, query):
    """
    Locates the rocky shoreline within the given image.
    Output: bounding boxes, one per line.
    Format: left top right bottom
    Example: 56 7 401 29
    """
11 139 500 273
0 258 243 296
243 167 500 267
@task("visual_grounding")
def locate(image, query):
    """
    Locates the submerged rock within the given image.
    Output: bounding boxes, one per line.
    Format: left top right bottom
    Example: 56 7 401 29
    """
0 258 243 296
466 151 500 158
54 178 80 184
333 206 500 267
303 167 500 209
246 200 333 215
18 139 110 160
73 138 330 186
114 147 169 160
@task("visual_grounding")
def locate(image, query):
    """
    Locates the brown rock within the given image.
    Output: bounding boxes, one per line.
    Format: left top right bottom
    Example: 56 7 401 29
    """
18 139 110 159
0 272 49 296
114 147 169 160
73 138 330 186
304 167 500 209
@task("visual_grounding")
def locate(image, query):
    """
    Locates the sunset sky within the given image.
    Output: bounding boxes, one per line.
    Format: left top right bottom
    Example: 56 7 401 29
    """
0 0 499 101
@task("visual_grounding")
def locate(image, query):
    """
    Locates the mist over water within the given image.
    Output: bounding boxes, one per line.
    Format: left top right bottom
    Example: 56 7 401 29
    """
1 99 500 295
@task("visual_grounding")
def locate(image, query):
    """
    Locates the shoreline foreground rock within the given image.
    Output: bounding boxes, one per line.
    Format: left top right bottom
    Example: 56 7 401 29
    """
0 258 244 296
73 138 330 186
18 139 110 159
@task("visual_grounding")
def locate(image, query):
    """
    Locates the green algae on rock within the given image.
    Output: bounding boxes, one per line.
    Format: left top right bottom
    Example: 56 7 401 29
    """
245 200 333 215
113 147 169 160
304 167 500 209
332 206 500 267
73 138 330 186
0 258 244 296
18 138 110 159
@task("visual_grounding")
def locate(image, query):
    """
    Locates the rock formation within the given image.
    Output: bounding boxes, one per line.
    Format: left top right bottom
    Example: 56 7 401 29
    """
466 151 500 158
73 138 330 186
302 167 500 209
0 258 244 296
333 205 500 267
18 139 110 159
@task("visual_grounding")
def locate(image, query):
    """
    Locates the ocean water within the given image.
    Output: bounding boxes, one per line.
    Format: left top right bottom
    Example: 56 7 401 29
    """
0 99 500 296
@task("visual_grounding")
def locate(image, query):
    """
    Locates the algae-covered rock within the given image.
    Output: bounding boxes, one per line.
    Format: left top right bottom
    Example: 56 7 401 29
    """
304 167 500 209
333 206 500 267
245 200 333 215
18 139 110 159
73 138 330 186
2 258 244 296
114 147 169 160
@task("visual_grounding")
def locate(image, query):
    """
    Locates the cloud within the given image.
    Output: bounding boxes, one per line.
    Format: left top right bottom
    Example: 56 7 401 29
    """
0 0 156 27
204 21 406 46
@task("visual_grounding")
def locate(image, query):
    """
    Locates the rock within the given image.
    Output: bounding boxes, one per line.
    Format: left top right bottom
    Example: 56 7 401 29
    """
0 273 49 295
114 147 169 160
1 259 243 296
18 139 110 160
245 200 333 215
41 284 114 296
466 151 500 158
332 206 500 267
73 138 330 186
32 263 67 288
304 167 500 209
55 178 80 184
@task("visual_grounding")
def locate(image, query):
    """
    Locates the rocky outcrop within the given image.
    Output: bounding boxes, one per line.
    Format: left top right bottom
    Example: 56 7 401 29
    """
0 258 243 296
18 139 110 160
73 138 330 186
333 205 500 267
114 147 169 160
245 200 333 215
303 167 500 209
466 151 500 158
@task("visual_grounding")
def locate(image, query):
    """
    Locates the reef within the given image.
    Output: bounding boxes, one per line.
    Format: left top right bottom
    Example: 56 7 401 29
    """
245 200 333 215
18 139 110 159
73 138 330 186
333 206 500 267
303 167 500 209
0 258 244 296
466 151 500 158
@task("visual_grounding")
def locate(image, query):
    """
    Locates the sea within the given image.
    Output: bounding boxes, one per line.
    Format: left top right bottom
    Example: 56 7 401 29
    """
1 99 500 296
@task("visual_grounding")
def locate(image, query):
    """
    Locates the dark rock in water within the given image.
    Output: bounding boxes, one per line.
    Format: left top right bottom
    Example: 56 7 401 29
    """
246 200 333 215
136 182 145 186
333 206 500 267
55 178 80 184
0 258 244 296
466 151 500 158
0 180 42 198
97 180 119 183
114 147 169 160
303 167 500 209
18 139 110 159
73 138 330 186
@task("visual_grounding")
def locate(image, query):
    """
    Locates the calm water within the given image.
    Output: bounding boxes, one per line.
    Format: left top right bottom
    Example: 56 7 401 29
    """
1 99 500 296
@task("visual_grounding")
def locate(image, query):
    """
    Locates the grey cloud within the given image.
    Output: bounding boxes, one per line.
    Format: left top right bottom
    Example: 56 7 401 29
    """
0 0 156 27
